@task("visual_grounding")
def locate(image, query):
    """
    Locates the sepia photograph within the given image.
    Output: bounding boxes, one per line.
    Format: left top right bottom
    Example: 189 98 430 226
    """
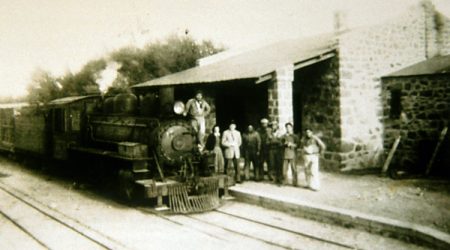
0 0 450 249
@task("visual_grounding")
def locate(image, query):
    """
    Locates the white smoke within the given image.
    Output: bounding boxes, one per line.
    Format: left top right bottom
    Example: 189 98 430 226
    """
96 61 121 93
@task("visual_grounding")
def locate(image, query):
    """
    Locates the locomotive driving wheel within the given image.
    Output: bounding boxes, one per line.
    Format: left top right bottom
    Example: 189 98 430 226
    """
118 169 135 201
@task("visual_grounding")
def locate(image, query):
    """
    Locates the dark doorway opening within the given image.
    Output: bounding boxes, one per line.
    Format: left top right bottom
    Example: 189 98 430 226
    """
293 65 318 134
293 58 337 135
214 80 267 131
172 80 267 133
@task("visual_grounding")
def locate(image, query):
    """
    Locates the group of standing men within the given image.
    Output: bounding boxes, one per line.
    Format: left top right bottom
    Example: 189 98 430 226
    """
183 91 326 191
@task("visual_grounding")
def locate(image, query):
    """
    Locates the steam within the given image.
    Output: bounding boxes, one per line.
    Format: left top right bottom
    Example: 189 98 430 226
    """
96 61 121 93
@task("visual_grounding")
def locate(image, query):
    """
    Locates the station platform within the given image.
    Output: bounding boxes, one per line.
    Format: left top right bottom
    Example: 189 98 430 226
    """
228 171 450 249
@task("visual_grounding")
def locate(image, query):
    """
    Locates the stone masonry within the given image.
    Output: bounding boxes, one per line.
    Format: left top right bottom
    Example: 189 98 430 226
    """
268 65 294 128
251 1 450 171
336 1 450 170
294 57 342 170
264 1 450 171
382 74 450 173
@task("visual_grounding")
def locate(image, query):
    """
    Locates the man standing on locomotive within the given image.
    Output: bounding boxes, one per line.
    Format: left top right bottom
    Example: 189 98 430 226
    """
183 90 211 146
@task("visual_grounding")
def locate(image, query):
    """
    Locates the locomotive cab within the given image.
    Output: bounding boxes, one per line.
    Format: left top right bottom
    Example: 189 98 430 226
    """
46 96 101 161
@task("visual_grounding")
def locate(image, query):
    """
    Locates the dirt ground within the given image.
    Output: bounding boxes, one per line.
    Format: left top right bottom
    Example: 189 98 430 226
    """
1 155 449 236
320 173 450 232
240 169 450 234
1 157 428 249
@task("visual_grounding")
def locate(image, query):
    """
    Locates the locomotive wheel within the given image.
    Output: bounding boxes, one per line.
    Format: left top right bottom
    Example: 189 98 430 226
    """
118 169 135 201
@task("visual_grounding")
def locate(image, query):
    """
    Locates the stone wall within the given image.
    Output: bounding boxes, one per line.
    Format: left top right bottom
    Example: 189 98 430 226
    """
336 1 450 170
382 74 450 173
294 57 341 170
268 65 294 129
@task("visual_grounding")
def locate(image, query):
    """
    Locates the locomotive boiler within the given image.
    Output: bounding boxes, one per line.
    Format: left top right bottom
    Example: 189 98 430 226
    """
0 90 231 213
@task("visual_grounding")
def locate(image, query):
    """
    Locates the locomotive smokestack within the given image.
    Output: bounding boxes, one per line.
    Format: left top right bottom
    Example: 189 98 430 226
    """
333 10 348 33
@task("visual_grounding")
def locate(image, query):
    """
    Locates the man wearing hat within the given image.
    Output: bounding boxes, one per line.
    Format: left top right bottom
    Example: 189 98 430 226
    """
222 120 242 183
183 90 211 145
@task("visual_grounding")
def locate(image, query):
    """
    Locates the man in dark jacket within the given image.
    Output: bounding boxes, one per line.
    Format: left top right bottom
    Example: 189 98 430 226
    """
257 118 270 181
242 125 261 181
282 122 299 186
268 120 284 184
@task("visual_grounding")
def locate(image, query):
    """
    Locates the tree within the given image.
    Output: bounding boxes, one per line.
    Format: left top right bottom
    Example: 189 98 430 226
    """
59 58 105 96
26 69 61 104
113 34 224 87
25 35 223 102
110 46 152 86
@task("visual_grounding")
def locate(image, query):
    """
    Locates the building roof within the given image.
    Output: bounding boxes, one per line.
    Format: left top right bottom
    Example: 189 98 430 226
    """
132 33 338 88
385 55 450 77
48 95 100 106
0 102 29 109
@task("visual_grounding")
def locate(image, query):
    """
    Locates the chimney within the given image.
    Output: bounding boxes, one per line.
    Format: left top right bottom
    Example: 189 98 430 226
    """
334 10 348 33
421 0 441 58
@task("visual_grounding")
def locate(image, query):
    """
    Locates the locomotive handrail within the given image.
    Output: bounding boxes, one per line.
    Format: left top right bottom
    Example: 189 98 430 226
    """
69 145 151 161
152 149 165 182
86 124 125 146
90 120 148 128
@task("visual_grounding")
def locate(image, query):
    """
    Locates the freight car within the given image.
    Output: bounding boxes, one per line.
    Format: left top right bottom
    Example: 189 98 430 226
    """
0 93 232 213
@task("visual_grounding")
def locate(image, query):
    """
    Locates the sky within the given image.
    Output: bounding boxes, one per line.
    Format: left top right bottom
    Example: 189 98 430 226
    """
1 0 449 98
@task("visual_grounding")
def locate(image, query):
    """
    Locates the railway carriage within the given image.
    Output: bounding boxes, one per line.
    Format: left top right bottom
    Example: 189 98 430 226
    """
0 93 231 213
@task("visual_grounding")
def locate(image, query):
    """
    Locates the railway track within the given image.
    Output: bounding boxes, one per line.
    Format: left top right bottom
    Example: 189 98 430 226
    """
0 164 426 250
137 204 358 250
0 182 129 250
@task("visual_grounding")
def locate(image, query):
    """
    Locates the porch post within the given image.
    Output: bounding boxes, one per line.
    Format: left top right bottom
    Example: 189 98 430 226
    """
268 65 294 128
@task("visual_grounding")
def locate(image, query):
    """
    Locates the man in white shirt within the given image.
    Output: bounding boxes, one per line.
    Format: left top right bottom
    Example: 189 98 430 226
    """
302 129 326 191
222 121 242 183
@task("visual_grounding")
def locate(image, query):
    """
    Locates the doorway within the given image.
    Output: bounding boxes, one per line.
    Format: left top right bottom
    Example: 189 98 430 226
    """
214 80 268 132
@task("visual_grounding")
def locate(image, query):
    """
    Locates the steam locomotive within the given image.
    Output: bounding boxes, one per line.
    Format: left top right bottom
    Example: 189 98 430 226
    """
0 91 231 213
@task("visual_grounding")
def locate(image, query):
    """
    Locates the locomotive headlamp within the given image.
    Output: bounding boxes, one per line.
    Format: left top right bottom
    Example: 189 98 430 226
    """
173 101 185 115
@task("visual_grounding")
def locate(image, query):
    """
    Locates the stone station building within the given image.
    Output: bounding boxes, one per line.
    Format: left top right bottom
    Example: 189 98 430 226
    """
132 1 450 171
382 55 450 175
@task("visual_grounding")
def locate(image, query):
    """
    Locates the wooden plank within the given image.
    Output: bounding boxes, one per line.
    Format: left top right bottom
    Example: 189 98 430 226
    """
381 135 401 174
425 127 448 176
293 51 336 70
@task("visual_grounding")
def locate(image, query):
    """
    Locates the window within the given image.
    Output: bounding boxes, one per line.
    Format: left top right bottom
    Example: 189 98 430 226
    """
390 89 402 119
54 108 65 132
